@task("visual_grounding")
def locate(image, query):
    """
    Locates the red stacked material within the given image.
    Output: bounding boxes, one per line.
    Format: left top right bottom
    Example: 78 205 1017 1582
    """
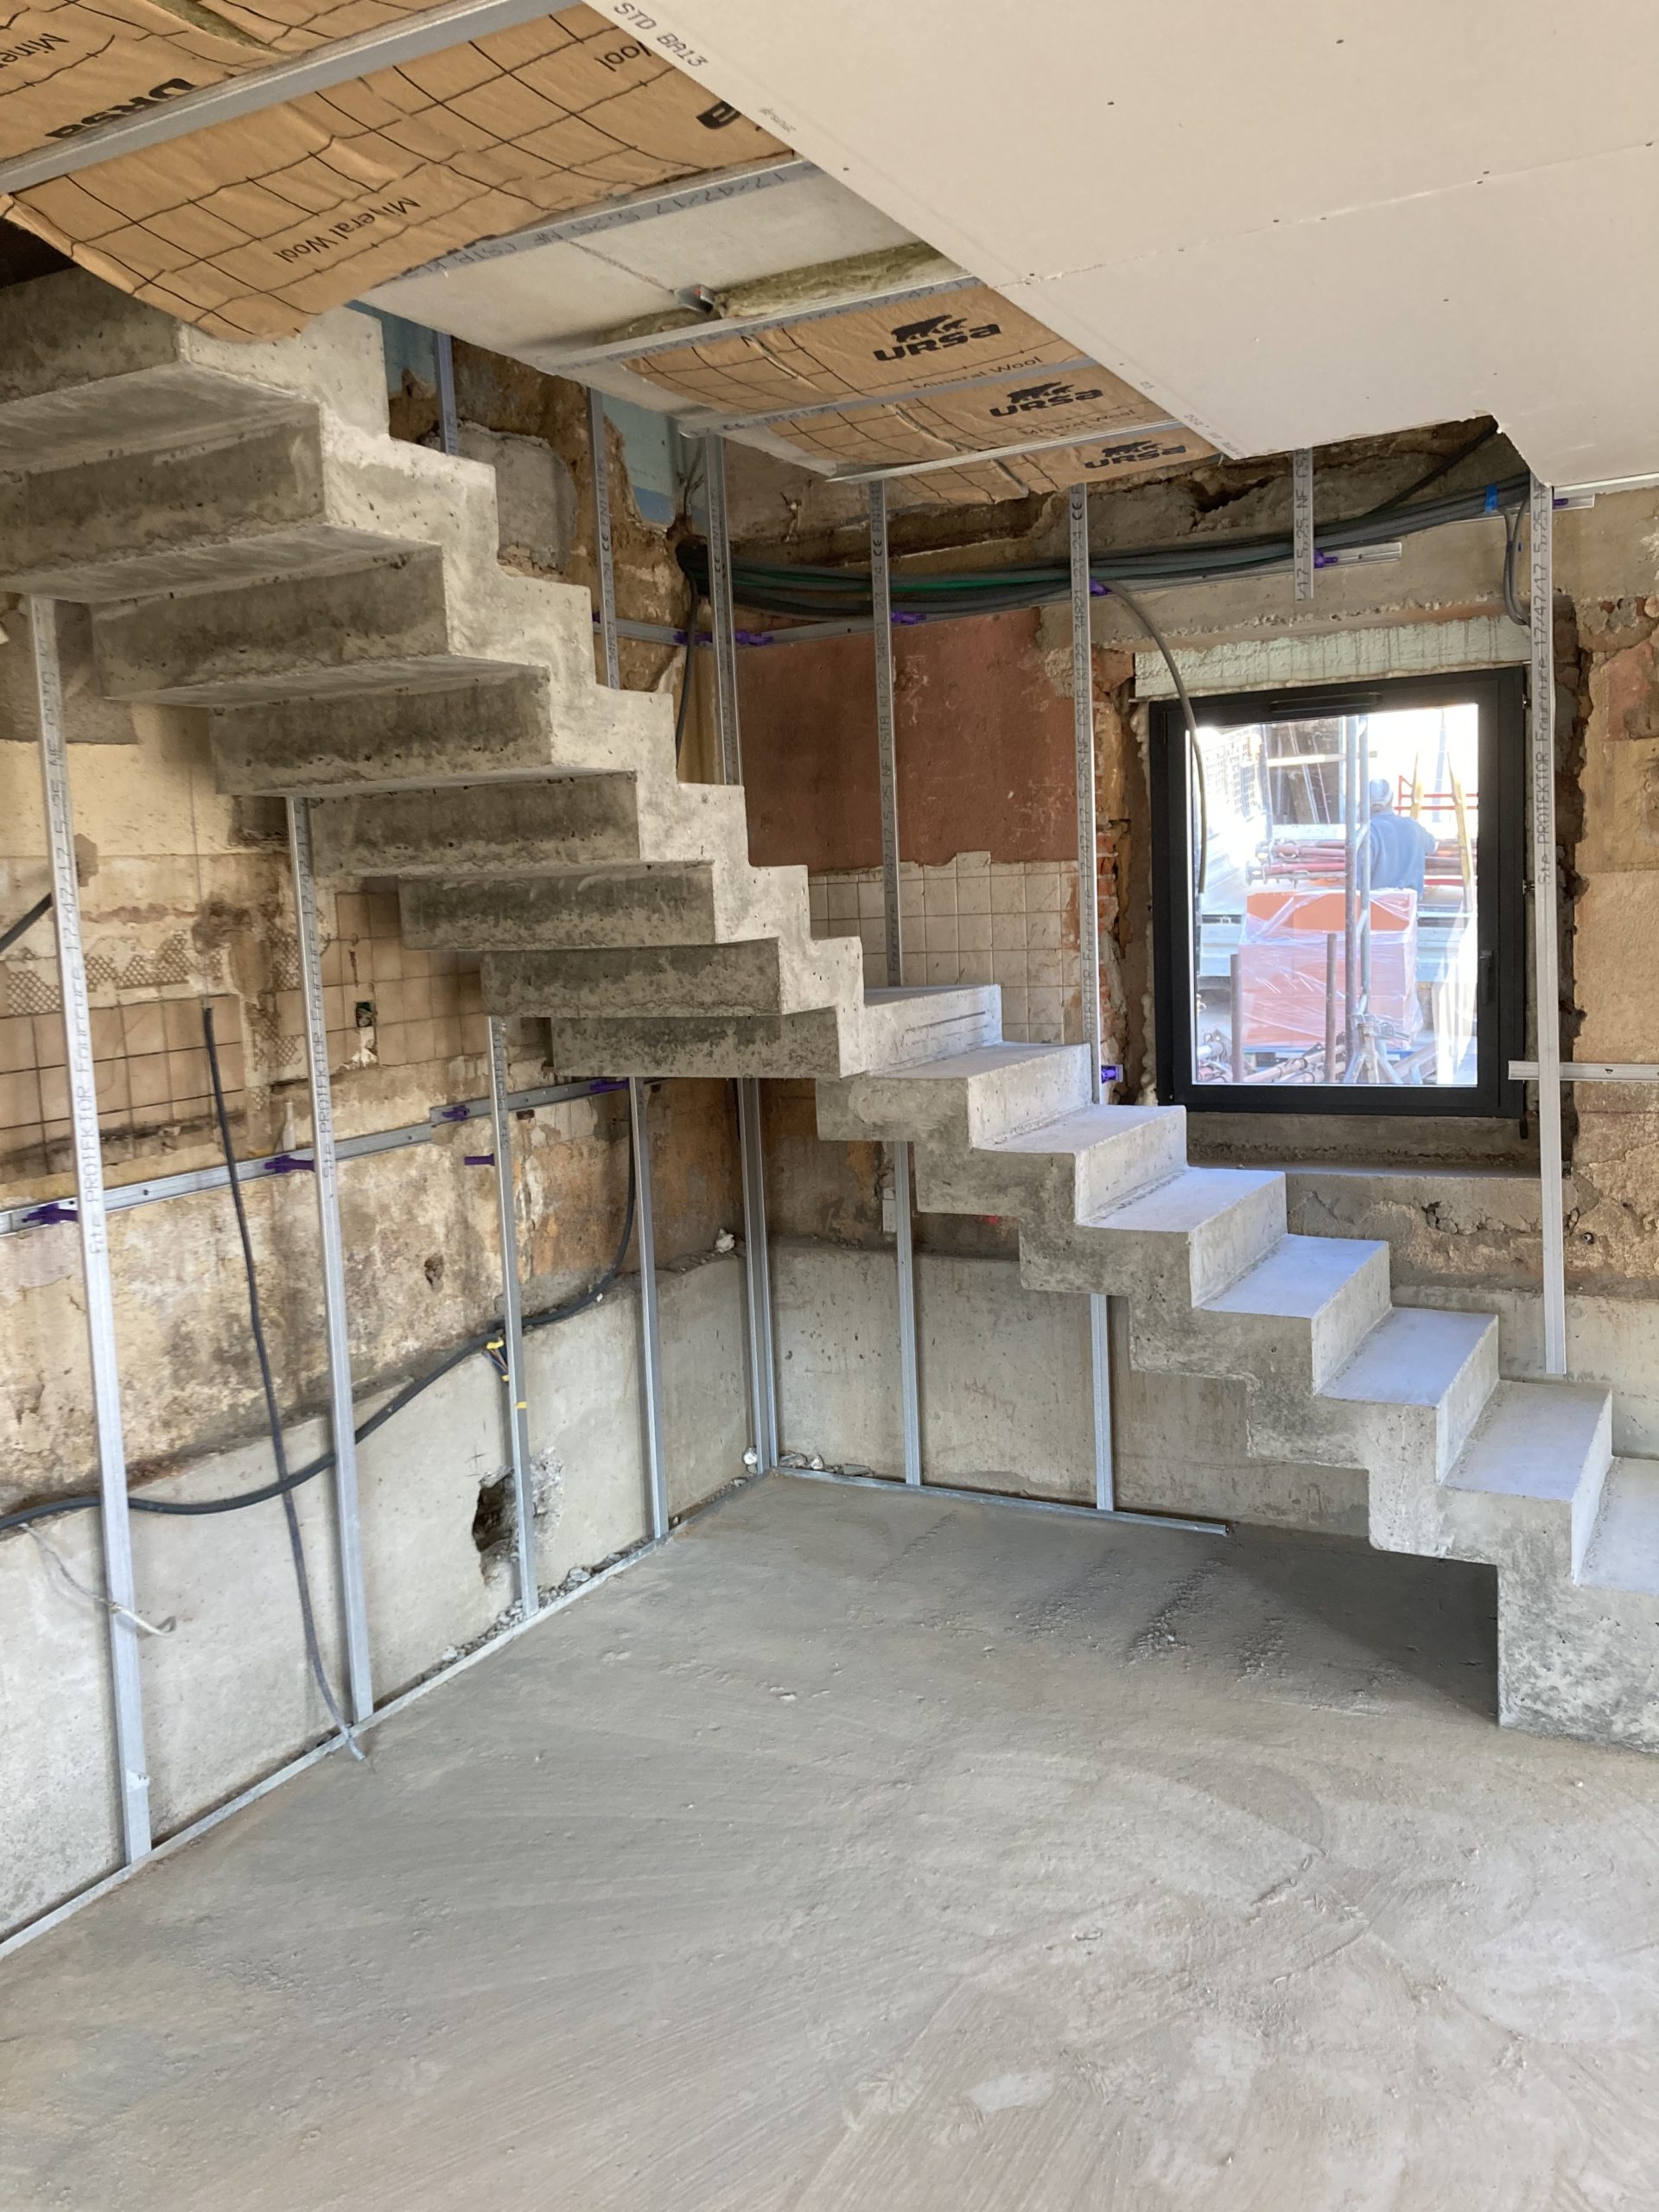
1235 887 1418 1051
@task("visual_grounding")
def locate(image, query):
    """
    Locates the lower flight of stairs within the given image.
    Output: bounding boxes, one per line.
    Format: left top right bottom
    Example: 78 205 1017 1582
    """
3 270 1656 1751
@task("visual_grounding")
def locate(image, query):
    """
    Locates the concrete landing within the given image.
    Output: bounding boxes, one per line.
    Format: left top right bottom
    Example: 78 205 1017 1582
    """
5 1479 1659 2211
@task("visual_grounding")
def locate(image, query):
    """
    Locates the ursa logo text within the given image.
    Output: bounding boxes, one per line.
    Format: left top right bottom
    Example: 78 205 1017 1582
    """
988 379 1105 418
48 76 194 139
873 313 1001 362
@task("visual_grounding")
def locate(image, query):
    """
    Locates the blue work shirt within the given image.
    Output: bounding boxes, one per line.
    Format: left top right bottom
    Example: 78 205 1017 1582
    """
1365 810 1438 897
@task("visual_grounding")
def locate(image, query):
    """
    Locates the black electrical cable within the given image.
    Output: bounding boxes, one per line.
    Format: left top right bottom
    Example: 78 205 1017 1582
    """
0 892 52 956
673 597 700 760
1502 499 1529 627
0 1089 638 1539
202 1001 362 1759
1357 423 1499 520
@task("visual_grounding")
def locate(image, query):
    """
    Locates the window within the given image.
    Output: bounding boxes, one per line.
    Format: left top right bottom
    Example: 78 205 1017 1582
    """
1150 670 1524 1116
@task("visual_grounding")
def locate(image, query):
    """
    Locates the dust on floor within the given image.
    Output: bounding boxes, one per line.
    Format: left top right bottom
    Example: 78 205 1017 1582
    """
4 1476 1658 2210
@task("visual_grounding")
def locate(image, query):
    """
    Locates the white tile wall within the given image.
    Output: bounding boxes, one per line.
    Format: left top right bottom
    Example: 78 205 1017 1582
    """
808 851 1083 1044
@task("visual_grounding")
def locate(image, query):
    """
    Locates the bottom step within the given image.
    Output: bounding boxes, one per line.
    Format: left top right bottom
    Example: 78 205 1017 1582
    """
1580 1459 1659 1596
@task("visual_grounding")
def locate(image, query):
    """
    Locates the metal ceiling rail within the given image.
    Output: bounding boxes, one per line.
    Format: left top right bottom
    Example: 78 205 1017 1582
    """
0 0 590 195
678 355 1099 436
528 272 977 375
403 156 819 275
829 416 1187 486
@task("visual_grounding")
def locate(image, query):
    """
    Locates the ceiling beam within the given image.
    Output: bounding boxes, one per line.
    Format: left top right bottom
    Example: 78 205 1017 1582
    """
0 0 589 195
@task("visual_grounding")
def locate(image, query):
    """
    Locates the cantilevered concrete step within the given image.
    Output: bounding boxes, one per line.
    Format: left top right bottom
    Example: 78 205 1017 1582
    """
1257 1306 1499 1520
484 931 859 1022
309 776 747 880
1580 1459 1659 1595
1028 1164 1287 1309
543 985 1000 1083
0 270 390 467
213 668 560 796
922 1103 1187 1230
1441 1380 1613 1576
1178 1231 1394 1392
94 547 457 704
404 865 724 951
817 1039 1093 1148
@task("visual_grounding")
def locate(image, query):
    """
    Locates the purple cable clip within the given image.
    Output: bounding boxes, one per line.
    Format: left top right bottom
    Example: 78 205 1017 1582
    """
24 1200 77 1226
261 1151 314 1176
465 1153 496 1166
891 609 925 625
435 1102 471 1122
1089 580 1109 596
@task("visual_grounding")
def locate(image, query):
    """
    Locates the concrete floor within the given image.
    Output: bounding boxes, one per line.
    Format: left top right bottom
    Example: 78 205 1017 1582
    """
5 1478 1659 2211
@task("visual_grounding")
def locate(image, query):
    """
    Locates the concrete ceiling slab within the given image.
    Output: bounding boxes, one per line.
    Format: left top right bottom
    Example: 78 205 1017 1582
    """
585 0 1659 486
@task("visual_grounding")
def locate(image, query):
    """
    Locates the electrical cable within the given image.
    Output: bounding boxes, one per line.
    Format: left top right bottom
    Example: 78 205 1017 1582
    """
1105 577 1209 896
675 468 1531 627
0 892 52 956
1503 499 1529 627
0 1086 638 1539
201 1001 363 1761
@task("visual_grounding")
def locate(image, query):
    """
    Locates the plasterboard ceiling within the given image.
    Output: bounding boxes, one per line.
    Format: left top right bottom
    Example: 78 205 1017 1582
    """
582 0 1659 489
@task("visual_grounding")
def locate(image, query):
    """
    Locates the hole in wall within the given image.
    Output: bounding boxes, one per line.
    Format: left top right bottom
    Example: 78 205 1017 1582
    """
423 1252 445 1288
472 1473 512 1557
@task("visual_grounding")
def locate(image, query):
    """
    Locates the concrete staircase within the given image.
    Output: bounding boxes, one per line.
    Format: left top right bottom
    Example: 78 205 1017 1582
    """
4 270 1656 1752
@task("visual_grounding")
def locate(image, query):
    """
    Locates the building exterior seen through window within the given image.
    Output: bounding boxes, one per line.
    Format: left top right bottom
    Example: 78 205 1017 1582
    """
1191 703 1480 1090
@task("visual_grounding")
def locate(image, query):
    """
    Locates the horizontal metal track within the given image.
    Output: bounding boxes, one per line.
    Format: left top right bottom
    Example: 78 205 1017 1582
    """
829 416 1186 485
681 356 1099 436
388 156 819 276
0 1077 618 1238
779 1464 1229 1537
0 0 589 194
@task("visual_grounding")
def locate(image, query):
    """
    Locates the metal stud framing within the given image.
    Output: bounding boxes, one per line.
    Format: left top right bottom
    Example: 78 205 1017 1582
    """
286 797 374 1723
434 328 543 1592
1292 448 1315 601
629 1078 669 1541
1529 475 1568 1375
31 596 153 1863
588 392 670 1526
1068 489 1115 1512
704 430 779 1471
706 434 743 785
487 1023 538 1613
869 480 924 1486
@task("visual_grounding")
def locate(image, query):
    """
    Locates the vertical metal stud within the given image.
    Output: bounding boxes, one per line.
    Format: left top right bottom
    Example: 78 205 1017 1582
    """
704 431 779 1475
1292 448 1315 602
736 1077 778 1471
706 434 743 785
487 1020 537 1614
1530 475 1568 1376
588 386 621 690
286 797 373 1723
32 597 152 1864
629 1077 669 1539
1069 488 1115 1512
869 480 923 1486
869 479 903 990
439 328 541 1596
434 327 459 461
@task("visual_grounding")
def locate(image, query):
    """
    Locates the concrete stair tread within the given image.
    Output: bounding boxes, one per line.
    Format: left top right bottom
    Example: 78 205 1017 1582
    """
1086 1164 1280 1235
1321 1306 1496 1408
1444 1380 1612 1504
1580 1459 1659 1594
1202 1232 1386 1320
989 1103 1173 1160
838 1040 1076 1084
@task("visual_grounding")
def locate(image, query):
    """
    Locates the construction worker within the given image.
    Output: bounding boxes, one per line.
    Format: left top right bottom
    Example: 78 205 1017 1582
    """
1364 777 1440 897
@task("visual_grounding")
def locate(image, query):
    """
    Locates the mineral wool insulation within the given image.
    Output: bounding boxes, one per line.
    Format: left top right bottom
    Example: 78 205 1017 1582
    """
0 0 787 336
632 289 1213 505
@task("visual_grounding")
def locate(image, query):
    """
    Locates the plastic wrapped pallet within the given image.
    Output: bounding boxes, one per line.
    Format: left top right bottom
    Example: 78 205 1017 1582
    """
1235 887 1419 1054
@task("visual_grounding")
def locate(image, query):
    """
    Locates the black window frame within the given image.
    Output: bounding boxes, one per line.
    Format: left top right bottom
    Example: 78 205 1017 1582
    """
1149 667 1526 1119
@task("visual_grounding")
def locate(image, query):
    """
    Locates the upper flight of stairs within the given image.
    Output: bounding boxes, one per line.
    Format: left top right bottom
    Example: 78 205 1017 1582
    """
4 270 1656 1751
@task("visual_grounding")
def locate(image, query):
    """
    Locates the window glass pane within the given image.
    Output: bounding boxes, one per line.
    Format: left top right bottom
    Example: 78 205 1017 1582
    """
1190 703 1480 1089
